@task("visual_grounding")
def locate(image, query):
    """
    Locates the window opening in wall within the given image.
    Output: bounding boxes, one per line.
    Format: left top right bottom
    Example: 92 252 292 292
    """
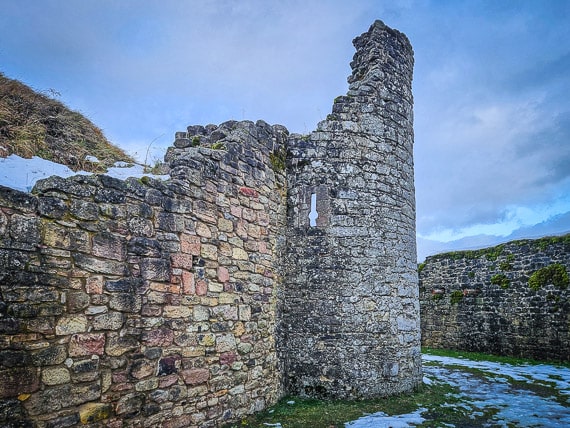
309 193 318 227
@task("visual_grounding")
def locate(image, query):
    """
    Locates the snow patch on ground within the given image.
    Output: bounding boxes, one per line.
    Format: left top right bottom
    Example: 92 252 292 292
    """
344 355 569 427
346 408 426 427
0 154 169 192
423 354 570 427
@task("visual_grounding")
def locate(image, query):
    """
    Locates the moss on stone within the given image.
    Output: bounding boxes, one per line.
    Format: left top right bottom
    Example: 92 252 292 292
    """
450 290 463 304
528 264 569 291
211 141 226 150
490 273 510 289
269 148 287 173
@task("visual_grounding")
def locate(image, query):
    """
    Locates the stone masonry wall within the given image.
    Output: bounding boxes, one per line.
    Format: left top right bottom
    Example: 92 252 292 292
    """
279 20 422 399
0 20 421 427
420 235 570 361
0 120 287 427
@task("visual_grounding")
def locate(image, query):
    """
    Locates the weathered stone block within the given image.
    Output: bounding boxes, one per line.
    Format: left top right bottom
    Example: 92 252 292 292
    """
10 215 39 244
92 232 126 261
105 333 139 356
0 367 39 398
115 392 144 417
232 247 248 260
216 333 236 353
180 233 201 255
130 358 155 379
73 253 128 276
79 402 112 424
140 257 170 281
38 196 68 219
163 305 192 318
182 368 210 385
45 413 80 428
69 333 105 356
92 311 124 330
55 315 87 336
201 243 218 260
42 367 71 385
109 293 142 313
157 355 181 376
141 327 174 347
31 345 67 366
64 382 101 407
67 291 90 313
86 275 104 294
170 253 193 270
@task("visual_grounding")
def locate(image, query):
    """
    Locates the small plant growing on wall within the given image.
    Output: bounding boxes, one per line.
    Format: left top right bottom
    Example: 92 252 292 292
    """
491 273 510 289
269 147 287 173
528 263 569 291
450 290 463 304
418 262 426 274
211 141 226 150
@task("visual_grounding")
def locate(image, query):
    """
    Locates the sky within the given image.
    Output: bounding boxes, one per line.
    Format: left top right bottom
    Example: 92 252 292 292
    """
1 0 569 261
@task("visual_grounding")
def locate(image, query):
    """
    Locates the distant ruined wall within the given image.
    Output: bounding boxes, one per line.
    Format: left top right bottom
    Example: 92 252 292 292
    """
0 121 288 427
420 236 570 361
279 20 421 399
0 20 420 427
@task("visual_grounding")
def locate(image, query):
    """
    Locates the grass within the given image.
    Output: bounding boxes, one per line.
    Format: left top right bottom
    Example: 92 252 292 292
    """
0 71 133 172
225 381 458 428
422 347 570 368
225 349 570 427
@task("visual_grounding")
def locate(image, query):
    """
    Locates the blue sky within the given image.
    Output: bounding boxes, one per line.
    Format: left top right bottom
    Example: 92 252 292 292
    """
1 0 569 260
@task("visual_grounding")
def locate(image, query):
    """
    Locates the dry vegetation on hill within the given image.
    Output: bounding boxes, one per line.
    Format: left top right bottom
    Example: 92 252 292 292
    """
0 72 133 172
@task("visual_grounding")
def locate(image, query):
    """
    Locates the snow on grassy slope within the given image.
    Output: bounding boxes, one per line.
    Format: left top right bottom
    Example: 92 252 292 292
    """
0 154 168 192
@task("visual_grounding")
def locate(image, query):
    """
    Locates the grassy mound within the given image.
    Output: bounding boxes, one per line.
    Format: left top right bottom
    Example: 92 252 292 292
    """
0 72 133 172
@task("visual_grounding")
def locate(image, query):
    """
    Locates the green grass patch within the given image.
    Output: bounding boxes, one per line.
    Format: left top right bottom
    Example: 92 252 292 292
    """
422 347 570 368
225 382 458 428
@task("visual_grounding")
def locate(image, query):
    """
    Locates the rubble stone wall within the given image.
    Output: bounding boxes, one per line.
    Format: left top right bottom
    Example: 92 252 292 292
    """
279 20 421 399
0 20 421 427
0 120 288 427
420 236 570 361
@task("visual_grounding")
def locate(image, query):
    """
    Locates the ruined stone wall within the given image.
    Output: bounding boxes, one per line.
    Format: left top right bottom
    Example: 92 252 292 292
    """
279 20 422 399
0 20 421 427
420 236 570 361
0 120 287 427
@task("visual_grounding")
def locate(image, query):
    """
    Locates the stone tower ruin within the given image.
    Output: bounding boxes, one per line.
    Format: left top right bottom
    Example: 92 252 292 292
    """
0 20 420 427
279 20 421 398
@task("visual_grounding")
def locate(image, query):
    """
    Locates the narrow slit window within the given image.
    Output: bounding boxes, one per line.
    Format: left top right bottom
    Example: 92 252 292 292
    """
309 193 318 227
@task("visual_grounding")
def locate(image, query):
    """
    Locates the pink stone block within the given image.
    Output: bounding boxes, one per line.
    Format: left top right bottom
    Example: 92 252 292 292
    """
171 253 193 270
69 333 105 356
86 276 103 294
217 267 230 283
141 327 174 347
182 271 195 295
159 374 179 388
182 368 210 385
219 352 237 365
180 234 201 255
238 187 259 198
196 280 207 296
